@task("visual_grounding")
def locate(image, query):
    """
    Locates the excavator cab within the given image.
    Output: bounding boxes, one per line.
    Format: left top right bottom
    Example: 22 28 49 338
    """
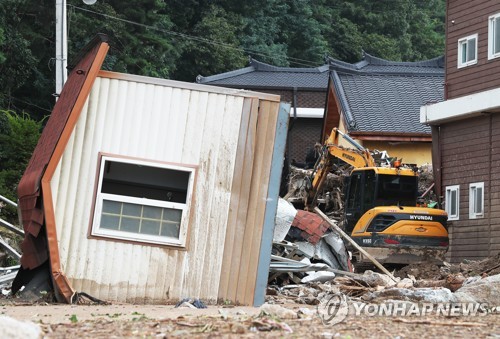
344 169 419 233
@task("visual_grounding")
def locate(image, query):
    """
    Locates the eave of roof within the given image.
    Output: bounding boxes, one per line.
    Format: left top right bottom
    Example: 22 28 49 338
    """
350 131 432 142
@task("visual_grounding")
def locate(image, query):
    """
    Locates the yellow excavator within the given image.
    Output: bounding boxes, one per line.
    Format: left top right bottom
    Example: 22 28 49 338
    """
304 128 449 265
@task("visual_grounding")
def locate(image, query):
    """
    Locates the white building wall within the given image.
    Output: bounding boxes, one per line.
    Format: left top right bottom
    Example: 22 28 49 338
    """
50 74 248 303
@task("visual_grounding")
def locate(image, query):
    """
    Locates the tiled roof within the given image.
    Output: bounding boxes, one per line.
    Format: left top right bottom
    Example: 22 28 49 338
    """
328 52 444 135
197 53 444 135
335 73 443 134
329 53 445 76
196 58 329 90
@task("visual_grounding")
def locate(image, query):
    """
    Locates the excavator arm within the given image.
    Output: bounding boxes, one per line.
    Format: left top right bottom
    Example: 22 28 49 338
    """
304 128 375 211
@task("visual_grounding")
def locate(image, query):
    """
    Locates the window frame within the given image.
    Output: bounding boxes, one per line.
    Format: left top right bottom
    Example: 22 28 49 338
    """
488 13 500 60
445 185 460 221
457 34 478 68
469 182 484 219
90 154 195 247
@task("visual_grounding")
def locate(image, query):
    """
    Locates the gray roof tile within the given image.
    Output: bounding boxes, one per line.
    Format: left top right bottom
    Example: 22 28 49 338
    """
336 73 443 134
197 53 444 135
197 59 329 90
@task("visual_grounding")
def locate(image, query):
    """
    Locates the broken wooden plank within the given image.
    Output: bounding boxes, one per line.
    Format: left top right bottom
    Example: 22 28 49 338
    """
314 207 397 282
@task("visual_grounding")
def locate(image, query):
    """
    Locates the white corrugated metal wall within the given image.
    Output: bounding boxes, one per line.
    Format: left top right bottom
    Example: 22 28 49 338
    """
50 73 255 303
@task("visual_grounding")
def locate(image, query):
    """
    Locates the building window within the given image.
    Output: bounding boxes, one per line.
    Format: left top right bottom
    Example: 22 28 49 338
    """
457 34 478 68
488 13 500 59
445 185 459 221
469 182 484 219
91 155 195 247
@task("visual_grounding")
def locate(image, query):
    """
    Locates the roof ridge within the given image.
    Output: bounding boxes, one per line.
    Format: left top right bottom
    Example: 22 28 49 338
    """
196 65 255 83
251 58 328 73
363 52 445 68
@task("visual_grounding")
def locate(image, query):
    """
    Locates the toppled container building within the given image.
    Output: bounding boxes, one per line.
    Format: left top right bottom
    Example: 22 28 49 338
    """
14 35 289 306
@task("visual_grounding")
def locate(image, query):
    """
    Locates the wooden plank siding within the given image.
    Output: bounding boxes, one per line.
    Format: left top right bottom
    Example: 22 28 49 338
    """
446 0 500 99
440 113 500 262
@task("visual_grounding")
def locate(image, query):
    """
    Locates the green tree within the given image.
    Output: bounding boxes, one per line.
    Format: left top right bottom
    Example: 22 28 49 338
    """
0 0 47 117
171 5 247 81
0 110 42 222
67 0 179 78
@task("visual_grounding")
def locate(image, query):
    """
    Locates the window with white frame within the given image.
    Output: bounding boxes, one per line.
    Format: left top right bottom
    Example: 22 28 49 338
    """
488 13 500 59
91 155 195 247
457 34 478 68
469 182 484 219
445 185 459 221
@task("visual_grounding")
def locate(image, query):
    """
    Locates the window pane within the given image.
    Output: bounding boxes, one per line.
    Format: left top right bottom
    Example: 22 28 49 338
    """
161 221 180 238
142 220 161 235
143 205 162 220
467 39 476 61
163 208 182 223
101 160 190 203
122 203 142 217
461 42 467 63
475 187 483 214
103 200 122 214
450 190 457 216
101 214 120 230
121 217 140 233
495 18 500 54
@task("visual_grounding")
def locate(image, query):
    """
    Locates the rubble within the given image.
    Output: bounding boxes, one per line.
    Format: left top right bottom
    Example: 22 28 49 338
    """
0 316 41 339
453 274 500 305
0 195 22 292
259 303 298 319
269 198 351 286
267 254 500 312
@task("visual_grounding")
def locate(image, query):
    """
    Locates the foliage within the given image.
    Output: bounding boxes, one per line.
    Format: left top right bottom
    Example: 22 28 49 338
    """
170 5 247 80
0 0 445 116
0 110 41 222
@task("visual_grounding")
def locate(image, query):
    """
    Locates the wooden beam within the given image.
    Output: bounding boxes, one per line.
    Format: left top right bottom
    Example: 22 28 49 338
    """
313 207 397 282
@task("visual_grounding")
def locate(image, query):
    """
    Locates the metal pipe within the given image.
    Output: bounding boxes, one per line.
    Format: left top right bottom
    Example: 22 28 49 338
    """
336 128 365 151
0 218 24 236
0 194 17 208
0 237 21 260
0 265 20 272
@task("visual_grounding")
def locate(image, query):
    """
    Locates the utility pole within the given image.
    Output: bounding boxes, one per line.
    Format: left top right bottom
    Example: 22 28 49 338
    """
55 1 97 98
55 0 67 97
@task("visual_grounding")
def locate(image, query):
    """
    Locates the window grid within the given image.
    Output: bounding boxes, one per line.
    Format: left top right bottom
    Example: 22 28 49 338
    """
100 198 182 237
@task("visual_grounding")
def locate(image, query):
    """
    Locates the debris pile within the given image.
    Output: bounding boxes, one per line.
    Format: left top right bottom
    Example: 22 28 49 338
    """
269 198 351 286
0 196 22 294
267 254 500 308
283 165 349 220
283 162 438 220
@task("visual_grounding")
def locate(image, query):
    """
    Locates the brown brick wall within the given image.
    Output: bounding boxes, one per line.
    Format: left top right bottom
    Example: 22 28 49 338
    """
254 89 326 108
287 118 323 165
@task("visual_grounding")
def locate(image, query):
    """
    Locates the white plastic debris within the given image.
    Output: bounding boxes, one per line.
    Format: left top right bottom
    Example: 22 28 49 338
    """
301 271 336 283
273 198 297 241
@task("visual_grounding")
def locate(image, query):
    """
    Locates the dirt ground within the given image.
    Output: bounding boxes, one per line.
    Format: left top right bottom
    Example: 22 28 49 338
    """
1 302 499 338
